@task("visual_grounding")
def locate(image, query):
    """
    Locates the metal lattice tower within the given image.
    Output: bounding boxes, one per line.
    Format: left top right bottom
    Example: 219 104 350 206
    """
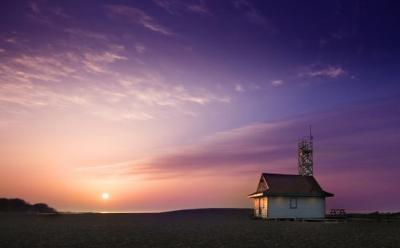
298 126 313 176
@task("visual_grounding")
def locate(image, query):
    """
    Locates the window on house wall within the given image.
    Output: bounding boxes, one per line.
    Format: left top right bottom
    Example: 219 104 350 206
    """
290 198 297 209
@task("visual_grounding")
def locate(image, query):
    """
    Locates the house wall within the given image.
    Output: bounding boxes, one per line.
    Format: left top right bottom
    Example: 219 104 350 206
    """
260 197 268 218
267 196 325 219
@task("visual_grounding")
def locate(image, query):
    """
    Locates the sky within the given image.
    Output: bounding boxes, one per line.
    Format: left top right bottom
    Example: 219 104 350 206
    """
0 0 399 213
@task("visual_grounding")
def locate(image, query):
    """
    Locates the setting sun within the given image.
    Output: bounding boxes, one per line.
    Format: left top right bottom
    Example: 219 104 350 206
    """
101 193 110 200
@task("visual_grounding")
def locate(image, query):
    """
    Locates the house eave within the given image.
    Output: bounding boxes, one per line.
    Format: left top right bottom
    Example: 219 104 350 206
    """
264 192 332 197
248 191 334 198
248 192 264 198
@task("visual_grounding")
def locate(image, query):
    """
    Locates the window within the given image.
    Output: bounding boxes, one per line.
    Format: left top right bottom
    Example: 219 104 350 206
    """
290 198 297 209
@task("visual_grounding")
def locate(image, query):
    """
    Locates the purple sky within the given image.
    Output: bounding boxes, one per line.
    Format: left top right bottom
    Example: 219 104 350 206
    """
0 0 399 212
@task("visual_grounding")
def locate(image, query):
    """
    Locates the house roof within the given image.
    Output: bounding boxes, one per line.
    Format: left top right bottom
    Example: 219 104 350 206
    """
248 173 334 198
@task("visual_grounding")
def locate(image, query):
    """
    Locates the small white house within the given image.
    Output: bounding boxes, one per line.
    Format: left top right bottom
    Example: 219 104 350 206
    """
248 173 334 219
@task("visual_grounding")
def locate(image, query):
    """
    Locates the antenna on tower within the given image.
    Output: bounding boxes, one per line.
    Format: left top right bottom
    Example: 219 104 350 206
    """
298 126 314 176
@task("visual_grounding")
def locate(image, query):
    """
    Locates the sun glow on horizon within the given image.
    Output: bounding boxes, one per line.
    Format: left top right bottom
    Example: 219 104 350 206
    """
101 193 110 200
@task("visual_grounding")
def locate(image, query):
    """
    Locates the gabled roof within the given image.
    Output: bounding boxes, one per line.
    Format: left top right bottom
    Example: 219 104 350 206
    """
248 173 334 198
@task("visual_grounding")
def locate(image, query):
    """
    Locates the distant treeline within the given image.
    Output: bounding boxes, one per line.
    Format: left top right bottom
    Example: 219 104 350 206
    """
347 212 400 218
0 198 57 213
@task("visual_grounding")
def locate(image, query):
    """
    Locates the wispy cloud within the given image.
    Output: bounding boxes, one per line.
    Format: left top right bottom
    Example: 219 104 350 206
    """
64 28 109 41
83 51 127 73
235 83 245 92
186 1 210 15
0 9 230 124
299 65 346 78
28 1 71 25
1 49 125 84
0 46 229 123
105 4 174 36
0 82 88 109
4 37 17 44
134 43 146 54
154 0 210 15
118 76 230 107
233 0 275 32
271 79 284 87
93 109 156 122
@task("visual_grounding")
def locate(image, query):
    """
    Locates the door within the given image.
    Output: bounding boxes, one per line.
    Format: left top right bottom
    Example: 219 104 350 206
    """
254 198 261 217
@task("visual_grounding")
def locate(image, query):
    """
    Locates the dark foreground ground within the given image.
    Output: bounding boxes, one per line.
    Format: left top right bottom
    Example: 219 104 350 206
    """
0 209 399 248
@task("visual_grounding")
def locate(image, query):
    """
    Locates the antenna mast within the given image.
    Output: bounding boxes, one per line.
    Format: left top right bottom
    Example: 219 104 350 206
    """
298 126 314 176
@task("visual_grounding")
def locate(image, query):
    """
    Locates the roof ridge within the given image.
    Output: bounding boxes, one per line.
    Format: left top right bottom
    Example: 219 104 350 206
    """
262 172 308 176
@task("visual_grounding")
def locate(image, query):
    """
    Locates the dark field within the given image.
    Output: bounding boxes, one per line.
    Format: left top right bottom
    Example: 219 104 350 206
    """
0 209 399 248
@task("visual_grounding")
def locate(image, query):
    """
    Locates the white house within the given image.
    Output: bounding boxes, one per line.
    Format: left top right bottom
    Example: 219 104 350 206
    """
248 173 334 219
248 131 334 219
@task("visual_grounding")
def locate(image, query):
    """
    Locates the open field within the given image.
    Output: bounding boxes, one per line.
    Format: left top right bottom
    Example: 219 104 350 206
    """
0 209 399 248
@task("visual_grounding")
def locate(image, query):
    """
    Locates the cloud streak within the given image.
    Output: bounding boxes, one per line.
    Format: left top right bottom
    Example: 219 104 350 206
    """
271 80 284 87
0 44 230 123
28 1 71 25
105 4 174 36
154 0 210 15
233 0 275 33
299 65 346 78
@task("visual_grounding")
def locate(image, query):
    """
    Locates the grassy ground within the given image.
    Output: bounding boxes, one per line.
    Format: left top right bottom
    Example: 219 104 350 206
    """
0 209 399 248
